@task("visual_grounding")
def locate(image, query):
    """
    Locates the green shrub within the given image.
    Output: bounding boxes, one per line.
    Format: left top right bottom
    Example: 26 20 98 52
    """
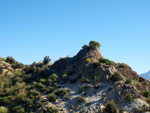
119 64 126 68
89 41 100 49
47 106 59 113
39 78 46 84
47 86 54 93
99 58 114 65
111 72 123 82
43 56 51 65
0 97 10 105
125 93 133 103
104 100 117 113
11 62 24 69
81 77 90 83
15 92 26 102
49 74 58 81
82 45 89 49
55 89 70 97
47 94 56 102
77 96 86 103
125 79 132 84
6 56 15 64
62 73 68 80
66 56 70 58
16 107 25 113
86 58 91 64
93 62 101 68
0 106 8 113
142 91 150 98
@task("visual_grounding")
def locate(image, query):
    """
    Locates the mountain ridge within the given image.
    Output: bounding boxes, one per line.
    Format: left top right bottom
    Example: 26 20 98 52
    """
0 41 150 113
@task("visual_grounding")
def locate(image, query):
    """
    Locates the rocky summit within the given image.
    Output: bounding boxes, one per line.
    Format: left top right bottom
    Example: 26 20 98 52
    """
0 41 150 113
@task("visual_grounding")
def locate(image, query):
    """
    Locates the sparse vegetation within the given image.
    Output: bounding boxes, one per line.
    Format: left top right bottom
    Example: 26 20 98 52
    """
104 100 117 113
111 72 123 82
0 41 148 113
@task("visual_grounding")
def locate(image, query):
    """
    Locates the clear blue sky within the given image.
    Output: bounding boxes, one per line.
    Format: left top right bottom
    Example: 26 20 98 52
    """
0 0 150 74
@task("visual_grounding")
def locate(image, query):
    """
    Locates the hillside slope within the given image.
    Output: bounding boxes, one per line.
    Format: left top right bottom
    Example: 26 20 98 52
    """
0 41 150 113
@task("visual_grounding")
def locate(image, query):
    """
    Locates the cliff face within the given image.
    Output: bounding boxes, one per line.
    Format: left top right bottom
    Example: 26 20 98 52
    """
1 41 150 113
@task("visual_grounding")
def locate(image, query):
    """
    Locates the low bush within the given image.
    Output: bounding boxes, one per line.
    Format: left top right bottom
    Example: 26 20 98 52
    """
93 62 101 68
6 56 15 64
0 97 10 105
49 74 58 81
86 58 91 64
47 94 56 102
77 96 86 103
55 89 70 97
104 100 117 113
47 106 59 113
0 106 8 113
111 72 123 82
125 79 132 84
99 58 114 65
142 91 150 98
125 93 133 103
119 64 126 68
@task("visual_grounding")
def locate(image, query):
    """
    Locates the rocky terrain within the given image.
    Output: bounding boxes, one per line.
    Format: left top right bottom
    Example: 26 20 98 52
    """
0 41 150 113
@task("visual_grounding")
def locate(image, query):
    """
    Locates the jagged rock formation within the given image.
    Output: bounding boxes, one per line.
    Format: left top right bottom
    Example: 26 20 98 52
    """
0 41 150 113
